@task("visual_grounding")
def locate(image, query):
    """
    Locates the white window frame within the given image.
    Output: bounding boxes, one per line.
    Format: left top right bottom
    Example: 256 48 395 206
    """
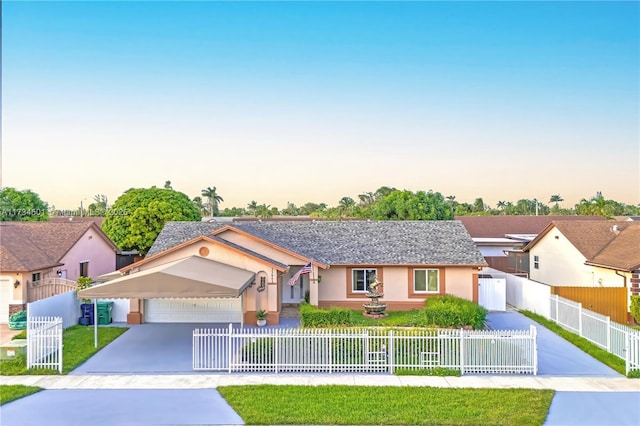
352 268 377 293
413 269 440 293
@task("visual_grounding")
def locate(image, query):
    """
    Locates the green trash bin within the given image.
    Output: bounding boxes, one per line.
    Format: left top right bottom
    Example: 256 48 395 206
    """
97 302 114 325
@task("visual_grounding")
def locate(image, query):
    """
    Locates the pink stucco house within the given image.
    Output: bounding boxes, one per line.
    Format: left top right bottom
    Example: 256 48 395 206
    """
80 220 487 325
0 220 119 322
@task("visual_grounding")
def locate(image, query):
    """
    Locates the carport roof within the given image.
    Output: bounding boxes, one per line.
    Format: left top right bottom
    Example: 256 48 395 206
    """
78 256 255 299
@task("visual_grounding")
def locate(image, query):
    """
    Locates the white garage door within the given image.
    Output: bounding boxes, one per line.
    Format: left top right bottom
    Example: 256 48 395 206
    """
0 279 13 323
145 298 242 323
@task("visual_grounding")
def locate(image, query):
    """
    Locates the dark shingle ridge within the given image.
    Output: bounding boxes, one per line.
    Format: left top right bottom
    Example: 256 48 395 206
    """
149 220 486 266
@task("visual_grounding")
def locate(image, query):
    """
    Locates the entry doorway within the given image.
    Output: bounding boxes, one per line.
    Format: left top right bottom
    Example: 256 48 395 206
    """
282 274 308 304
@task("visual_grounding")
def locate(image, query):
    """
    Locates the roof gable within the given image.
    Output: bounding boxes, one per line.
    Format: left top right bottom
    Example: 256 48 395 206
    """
0 222 118 272
524 221 640 271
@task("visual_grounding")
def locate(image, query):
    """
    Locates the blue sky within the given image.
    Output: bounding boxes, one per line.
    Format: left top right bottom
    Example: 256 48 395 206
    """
2 1 638 211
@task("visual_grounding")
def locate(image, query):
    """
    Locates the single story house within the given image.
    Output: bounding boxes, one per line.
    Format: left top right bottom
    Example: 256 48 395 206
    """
79 220 488 325
522 220 640 322
455 215 606 275
0 221 119 322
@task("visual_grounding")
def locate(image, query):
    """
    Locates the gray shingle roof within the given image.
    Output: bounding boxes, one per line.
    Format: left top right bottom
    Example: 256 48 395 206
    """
148 220 487 266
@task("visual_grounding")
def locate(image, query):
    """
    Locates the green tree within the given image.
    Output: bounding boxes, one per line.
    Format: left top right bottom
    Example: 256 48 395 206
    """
255 204 273 219
372 190 452 220
191 196 208 216
201 186 224 216
102 187 200 255
0 187 49 221
246 200 259 216
87 194 108 217
575 193 616 218
338 196 356 217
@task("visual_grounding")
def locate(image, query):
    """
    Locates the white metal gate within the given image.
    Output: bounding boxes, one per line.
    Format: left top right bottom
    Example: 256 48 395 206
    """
27 316 63 373
478 278 507 311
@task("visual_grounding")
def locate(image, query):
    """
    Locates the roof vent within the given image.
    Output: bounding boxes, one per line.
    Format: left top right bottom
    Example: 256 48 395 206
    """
612 224 619 232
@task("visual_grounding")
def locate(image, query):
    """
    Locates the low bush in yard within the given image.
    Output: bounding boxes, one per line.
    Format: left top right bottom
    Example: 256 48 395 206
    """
424 295 488 329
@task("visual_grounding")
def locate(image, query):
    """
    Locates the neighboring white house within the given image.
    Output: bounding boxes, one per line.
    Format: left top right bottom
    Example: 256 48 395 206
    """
523 220 640 290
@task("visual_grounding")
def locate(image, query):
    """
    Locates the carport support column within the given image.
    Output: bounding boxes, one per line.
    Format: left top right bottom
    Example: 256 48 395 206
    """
127 298 144 324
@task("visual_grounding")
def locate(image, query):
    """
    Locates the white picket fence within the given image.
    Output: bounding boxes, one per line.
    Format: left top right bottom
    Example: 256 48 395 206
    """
550 295 640 375
27 316 63 373
193 325 537 375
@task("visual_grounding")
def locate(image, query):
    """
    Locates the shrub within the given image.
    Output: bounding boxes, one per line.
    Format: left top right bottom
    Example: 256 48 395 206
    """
300 304 353 327
424 295 487 330
630 296 640 325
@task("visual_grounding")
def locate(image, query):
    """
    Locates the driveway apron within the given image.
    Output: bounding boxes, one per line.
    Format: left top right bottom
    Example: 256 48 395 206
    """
544 391 640 425
0 389 244 425
485 310 621 377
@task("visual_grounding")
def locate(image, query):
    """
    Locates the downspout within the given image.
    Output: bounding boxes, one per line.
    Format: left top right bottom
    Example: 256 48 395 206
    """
615 270 627 287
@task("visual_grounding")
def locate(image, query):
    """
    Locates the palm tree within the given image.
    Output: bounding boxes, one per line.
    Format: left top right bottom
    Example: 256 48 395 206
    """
338 197 356 216
246 200 259 216
256 204 273 219
201 186 224 217
191 196 208 216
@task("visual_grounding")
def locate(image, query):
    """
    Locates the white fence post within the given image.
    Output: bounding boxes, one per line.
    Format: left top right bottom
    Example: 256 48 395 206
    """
459 329 465 375
274 329 279 374
388 330 394 374
531 325 538 376
578 302 583 336
626 332 630 376
227 323 232 374
554 295 559 322
606 316 611 352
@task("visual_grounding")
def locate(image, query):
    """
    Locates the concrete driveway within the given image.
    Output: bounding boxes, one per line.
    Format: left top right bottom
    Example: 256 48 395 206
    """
71 318 300 375
486 310 621 377
70 322 236 375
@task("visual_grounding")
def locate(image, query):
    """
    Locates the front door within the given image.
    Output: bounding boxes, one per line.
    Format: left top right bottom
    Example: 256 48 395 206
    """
282 273 307 304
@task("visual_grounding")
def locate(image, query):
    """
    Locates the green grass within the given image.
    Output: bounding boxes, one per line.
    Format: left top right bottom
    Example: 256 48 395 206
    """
0 385 43 405
0 325 128 375
394 367 461 376
519 310 628 376
218 385 554 425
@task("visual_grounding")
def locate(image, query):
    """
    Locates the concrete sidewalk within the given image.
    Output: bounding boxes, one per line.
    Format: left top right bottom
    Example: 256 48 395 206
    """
2 373 639 391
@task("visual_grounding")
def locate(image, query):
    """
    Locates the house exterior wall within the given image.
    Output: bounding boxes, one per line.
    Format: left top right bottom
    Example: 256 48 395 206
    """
529 228 628 287
317 264 477 310
59 228 116 281
529 228 592 286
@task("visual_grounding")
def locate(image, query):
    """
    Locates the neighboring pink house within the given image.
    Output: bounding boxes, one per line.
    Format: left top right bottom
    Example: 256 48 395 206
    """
0 221 119 322
80 220 487 325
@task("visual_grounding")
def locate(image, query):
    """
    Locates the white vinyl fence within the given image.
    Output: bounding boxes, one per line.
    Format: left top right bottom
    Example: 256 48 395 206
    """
550 294 640 375
27 316 63 373
28 290 80 329
193 325 537 375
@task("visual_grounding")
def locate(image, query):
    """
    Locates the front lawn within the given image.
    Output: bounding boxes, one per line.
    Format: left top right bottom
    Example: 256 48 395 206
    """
218 385 554 425
0 325 128 375
0 385 43 405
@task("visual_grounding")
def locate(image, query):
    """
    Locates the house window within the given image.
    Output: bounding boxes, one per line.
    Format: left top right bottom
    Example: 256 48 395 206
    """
32 272 41 283
414 269 439 293
352 269 377 293
80 261 89 277
533 256 539 270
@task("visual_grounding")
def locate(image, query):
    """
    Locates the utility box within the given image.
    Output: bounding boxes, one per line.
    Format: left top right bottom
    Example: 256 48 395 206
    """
0 339 27 360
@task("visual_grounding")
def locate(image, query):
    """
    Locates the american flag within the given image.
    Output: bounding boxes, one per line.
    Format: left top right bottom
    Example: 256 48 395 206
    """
287 262 312 286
